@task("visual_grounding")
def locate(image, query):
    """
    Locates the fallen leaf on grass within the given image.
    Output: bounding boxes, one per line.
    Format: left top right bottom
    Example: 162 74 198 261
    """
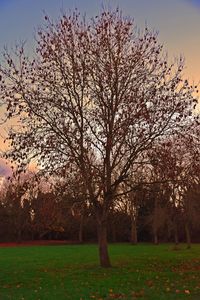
16 284 21 288
131 289 145 298
145 280 154 287
108 293 125 299
3 284 11 289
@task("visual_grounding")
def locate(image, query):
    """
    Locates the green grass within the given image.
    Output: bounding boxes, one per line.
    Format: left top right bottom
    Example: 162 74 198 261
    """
0 243 200 299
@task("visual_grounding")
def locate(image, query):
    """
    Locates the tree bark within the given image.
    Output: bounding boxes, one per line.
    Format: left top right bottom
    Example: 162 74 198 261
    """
17 229 22 243
153 198 159 245
79 215 84 243
174 223 179 245
97 219 111 268
130 218 137 245
167 224 171 242
153 231 159 245
185 222 191 249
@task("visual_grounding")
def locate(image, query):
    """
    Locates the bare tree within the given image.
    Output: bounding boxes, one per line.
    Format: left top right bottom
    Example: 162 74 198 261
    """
1 173 35 242
31 189 65 240
121 167 147 245
149 132 200 248
0 9 197 267
54 169 89 243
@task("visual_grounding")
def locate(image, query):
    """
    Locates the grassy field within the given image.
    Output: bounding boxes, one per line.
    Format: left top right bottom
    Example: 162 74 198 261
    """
0 243 200 300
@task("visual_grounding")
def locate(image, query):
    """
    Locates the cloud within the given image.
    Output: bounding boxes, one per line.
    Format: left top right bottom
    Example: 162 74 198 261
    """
0 159 12 177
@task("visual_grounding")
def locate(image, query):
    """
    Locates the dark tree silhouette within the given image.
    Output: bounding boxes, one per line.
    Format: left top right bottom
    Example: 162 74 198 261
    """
148 133 200 247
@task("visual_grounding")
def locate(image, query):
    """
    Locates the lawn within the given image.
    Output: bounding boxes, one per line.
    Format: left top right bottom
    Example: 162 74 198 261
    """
0 243 200 299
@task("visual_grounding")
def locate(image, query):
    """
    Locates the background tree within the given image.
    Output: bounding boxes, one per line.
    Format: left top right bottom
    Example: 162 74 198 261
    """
0 173 34 242
54 169 89 243
31 190 65 240
148 131 200 247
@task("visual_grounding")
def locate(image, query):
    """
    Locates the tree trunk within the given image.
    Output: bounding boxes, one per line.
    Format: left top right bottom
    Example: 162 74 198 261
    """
174 223 179 245
97 220 111 268
17 229 22 243
130 218 137 245
167 224 171 242
153 198 159 245
48 232 52 240
153 231 159 245
79 215 84 243
185 222 191 249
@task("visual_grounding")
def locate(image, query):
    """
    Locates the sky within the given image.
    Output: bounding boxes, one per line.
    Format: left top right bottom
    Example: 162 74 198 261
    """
0 0 199 80
0 0 200 175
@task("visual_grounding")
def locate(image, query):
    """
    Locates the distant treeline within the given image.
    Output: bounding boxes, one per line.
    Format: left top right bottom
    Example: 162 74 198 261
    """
0 173 199 247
